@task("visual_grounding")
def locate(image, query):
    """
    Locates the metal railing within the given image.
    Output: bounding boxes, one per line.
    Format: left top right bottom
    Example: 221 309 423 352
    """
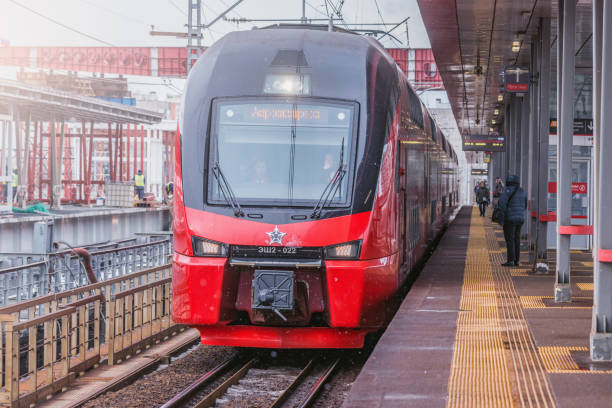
0 263 178 408
0 239 172 307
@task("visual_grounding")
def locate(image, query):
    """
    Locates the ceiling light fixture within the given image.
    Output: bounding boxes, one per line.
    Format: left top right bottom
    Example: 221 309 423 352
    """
512 40 521 53
494 109 500 115
491 119 496 125
497 95 504 102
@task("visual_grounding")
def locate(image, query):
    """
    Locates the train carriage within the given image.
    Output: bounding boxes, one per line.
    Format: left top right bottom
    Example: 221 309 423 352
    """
172 25 459 348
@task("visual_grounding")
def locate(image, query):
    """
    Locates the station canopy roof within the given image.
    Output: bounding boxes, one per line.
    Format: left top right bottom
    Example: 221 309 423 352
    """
416 0 594 148
0 79 163 124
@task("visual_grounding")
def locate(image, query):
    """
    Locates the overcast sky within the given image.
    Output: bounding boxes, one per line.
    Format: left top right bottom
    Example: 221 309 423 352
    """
0 0 431 48
0 0 432 98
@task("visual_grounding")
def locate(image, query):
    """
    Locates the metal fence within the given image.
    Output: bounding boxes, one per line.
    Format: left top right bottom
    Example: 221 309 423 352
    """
0 238 172 308
0 264 178 408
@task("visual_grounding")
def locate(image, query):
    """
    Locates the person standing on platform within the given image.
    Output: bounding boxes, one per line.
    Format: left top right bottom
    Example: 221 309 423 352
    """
134 169 145 200
11 169 18 203
492 177 504 207
497 174 527 266
475 181 490 217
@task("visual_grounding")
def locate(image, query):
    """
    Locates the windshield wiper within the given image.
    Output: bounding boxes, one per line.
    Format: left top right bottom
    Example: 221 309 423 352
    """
212 161 244 217
311 139 346 219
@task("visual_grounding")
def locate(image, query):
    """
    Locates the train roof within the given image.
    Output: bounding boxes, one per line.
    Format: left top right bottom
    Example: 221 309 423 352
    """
185 26 457 165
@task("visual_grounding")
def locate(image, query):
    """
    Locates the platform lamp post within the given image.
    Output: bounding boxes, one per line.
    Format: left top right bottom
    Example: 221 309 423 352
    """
538 18 551 263
590 0 612 361
528 27 540 258
555 0 575 302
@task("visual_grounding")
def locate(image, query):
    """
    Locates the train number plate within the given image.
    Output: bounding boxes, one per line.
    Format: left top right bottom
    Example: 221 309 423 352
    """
256 246 297 255
231 245 322 259
252 270 294 311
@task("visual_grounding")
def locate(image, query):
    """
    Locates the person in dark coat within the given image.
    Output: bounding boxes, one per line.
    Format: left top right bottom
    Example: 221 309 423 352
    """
497 174 527 266
475 181 490 217
492 177 504 207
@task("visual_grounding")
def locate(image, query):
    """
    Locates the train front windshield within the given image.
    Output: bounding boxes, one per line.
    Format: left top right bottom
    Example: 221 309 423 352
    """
209 100 356 206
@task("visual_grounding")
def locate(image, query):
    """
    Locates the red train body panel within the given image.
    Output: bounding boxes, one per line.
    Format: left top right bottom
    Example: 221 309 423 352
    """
172 25 459 348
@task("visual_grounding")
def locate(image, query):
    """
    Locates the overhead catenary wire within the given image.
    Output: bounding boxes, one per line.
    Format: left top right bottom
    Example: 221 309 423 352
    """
372 0 388 32
305 0 330 18
7 0 116 46
324 0 349 28
79 0 151 27
167 0 187 16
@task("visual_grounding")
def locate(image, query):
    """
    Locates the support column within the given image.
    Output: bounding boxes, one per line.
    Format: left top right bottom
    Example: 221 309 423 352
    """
505 102 511 178
23 112 31 205
57 120 65 205
529 29 540 257
6 106 15 207
107 123 113 182
520 93 530 240
591 0 612 361
514 96 522 177
536 17 551 263
119 124 124 181
555 0 575 302
50 115 58 208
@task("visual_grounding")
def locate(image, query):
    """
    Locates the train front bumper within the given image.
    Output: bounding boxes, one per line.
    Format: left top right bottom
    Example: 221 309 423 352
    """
171 252 399 347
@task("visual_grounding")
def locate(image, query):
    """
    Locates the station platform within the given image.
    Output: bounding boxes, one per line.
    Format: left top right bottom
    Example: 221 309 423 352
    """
344 206 612 408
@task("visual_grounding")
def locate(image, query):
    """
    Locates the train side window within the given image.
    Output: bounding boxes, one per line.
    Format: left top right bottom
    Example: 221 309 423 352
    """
408 89 424 129
429 116 437 142
431 200 436 225
424 151 429 207
395 141 401 192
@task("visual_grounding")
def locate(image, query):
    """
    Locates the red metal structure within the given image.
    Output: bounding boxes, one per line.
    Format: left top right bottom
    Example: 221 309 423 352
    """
18 122 172 203
0 79 165 206
171 27 458 349
0 46 444 88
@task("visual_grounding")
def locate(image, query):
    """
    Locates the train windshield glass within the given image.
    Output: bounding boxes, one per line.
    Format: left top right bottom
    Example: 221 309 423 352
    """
210 100 355 206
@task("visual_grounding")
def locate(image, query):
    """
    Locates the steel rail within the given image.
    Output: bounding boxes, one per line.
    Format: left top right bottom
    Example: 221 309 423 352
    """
159 353 243 408
269 359 316 408
297 358 341 408
194 358 256 408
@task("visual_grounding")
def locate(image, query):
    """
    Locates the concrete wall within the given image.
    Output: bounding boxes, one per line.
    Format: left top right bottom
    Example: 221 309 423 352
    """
0 206 170 253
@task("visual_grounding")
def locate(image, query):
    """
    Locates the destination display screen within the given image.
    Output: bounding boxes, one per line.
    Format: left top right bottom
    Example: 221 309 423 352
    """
249 106 328 122
218 102 349 127
463 135 506 152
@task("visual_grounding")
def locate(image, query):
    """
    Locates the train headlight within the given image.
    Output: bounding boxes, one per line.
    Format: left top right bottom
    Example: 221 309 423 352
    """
324 240 362 260
263 74 311 95
192 236 228 257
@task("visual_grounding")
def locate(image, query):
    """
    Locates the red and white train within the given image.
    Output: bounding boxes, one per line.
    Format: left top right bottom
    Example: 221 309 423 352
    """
172 25 459 348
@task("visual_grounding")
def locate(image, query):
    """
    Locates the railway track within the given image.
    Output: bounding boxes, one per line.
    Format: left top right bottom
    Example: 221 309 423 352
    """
160 352 341 408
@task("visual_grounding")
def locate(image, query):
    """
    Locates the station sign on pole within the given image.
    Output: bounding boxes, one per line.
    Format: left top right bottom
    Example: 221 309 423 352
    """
504 65 530 93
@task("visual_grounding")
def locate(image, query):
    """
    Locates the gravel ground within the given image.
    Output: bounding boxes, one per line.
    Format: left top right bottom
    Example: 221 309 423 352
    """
82 342 376 408
83 345 235 408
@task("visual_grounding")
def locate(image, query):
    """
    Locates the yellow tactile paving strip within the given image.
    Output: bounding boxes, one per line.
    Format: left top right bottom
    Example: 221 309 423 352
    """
538 346 612 374
520 296 548 309
486 225 556 408
575 282 593 291
448 207 557 408
519 296 591 309
538 346 583 372
447 209 514 408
